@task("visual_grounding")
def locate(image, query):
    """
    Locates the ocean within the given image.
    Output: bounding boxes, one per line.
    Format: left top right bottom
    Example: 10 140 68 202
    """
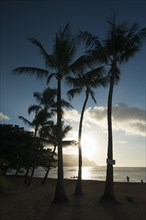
34 166 146 183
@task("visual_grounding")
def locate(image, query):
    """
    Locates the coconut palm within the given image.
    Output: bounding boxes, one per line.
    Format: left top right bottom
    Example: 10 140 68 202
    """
100 16 146 203
19 109 53 185
82 15 146 203
19 87 57 184
13 24 86 203
41 121 76 184
67 68 107 195
20 86 73 186
19 110 43 184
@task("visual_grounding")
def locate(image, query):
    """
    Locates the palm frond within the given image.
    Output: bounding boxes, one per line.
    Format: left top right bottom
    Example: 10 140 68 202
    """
79 31 100 49
66 75 83 88
119 47 140 63
53 24 77 74
89 90 97 104
70 54 98 73
59 23 71 40
28 105 41 115
18 116 32 127
86 66 104 78
27 37 56 68
90 74 108 88
62 125 72 138
67 87 83 100
13 67 49 79
46 73 55 85
33 92 42 103
61 99 73 109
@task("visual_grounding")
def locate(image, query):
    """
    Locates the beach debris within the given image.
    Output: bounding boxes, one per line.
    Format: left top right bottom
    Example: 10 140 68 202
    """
126 196 134 203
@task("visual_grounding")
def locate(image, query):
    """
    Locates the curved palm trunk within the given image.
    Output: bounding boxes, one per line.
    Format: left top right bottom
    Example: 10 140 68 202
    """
52 78 69 203
100 69 116 203
74 91 89 195
41 145 57 185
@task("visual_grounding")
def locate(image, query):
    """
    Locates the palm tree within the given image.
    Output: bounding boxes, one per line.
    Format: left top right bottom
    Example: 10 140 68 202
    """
13 24 84 203
19 87 57 185
67 68 107 195
100 16 146 203
80 15 146 203
41 121 76 184
19 110 42 184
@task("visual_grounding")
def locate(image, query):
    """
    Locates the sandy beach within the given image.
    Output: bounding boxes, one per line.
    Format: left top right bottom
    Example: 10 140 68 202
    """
0 176 146 220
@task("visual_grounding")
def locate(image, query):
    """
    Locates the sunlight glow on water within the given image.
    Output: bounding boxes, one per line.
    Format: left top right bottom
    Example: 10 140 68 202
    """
7 166 146 183
82 167 91 179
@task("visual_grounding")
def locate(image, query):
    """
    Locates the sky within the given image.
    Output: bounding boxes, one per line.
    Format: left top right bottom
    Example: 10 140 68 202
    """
0 0 146 167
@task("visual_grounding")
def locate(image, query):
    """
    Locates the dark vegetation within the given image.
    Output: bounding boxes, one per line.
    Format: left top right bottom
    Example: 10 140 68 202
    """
0 124 56 183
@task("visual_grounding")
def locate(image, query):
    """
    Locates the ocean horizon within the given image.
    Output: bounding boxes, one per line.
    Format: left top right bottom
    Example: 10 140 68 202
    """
33 166 146 183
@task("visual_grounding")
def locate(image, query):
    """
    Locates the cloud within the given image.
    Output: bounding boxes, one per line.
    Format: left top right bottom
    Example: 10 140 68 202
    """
63 103 146 137
118 140 127 144
0 113 10 121
63 109 80 122
112 103 145 122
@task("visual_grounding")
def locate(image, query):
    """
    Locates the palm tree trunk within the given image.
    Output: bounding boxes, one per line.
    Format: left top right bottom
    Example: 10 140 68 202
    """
41 145 57 185
27 129 43 186
100 69 116 203
74 91 89 195
24 128 38 184
24 167 29 184
52 77 69 203
15 165 21 176
27 166 35 186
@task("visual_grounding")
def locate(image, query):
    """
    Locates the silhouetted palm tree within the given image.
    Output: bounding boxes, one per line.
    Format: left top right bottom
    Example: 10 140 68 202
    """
19 110 43 184
19 87 56 184
82 15 146 203
41 121 76 184
13 24 85 203
67 68 107 195
100 16 146 203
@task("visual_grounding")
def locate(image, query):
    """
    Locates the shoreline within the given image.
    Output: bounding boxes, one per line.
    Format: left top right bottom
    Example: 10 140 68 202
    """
6 166 146 183
0 176 146 220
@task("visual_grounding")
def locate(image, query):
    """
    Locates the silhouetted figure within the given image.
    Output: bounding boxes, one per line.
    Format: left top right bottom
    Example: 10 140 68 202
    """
126 176 130 182
141 179 143 183
126 196 134 203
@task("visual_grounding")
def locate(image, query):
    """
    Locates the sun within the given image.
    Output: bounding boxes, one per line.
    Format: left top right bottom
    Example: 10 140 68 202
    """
81 134 97 161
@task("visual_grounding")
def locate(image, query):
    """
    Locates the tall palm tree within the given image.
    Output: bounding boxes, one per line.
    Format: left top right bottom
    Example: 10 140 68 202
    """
67 68 107 195
13 24 85 203
100 16 146 203
83 15 146 203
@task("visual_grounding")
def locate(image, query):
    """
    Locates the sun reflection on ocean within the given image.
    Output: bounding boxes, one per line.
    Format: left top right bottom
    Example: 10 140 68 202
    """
82 167 91 179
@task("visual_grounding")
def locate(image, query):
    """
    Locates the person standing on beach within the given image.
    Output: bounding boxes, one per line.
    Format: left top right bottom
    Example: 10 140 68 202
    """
126 176 130 182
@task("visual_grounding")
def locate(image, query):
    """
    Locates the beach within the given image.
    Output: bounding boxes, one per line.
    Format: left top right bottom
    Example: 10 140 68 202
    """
0 176 146 220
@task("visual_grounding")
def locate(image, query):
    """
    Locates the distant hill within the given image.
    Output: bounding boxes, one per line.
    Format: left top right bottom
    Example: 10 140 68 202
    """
63 154 97 167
